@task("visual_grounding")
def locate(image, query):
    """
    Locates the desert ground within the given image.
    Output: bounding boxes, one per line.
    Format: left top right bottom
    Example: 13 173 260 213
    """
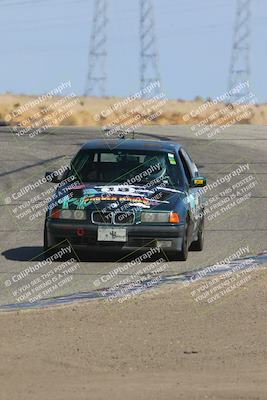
0 265 266 400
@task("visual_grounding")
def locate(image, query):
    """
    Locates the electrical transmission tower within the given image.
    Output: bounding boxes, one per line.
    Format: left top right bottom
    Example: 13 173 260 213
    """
140 0 161 97
85 0 108 96
228 0 252 103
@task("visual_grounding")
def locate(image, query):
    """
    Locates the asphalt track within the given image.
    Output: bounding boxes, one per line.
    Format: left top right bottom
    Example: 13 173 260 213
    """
0 125 266 309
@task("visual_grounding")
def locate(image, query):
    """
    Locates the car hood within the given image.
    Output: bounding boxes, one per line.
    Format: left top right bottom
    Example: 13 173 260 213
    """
51 183 186 212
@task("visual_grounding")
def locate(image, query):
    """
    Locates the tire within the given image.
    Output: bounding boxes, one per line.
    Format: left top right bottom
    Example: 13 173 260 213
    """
43 225 48 251
169 220 189 261
190 218 204 251
43 224 55 258
43 224 76 260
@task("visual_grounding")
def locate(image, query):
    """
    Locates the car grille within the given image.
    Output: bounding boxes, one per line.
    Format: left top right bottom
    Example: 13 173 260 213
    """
114 211 134 224
92 211 112 224
91 211 135 225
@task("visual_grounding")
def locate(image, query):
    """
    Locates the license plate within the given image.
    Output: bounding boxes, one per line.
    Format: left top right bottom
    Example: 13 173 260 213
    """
97 227 127 242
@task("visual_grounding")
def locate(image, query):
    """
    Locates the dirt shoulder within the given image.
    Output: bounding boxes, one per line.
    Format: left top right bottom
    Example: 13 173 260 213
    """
0 267 267 400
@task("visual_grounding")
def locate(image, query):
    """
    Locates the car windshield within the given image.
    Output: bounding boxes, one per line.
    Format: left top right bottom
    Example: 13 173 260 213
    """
70 149 183 188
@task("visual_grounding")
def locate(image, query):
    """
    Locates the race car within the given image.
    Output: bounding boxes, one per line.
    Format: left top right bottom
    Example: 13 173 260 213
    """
44 139 207 260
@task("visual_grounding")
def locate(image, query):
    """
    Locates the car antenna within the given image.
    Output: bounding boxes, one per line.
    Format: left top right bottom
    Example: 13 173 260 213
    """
103 126 126 139
114 128 135 140
118 130 125 140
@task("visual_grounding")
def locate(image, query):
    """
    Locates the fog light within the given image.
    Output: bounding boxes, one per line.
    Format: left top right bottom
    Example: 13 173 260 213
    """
77 227 85 237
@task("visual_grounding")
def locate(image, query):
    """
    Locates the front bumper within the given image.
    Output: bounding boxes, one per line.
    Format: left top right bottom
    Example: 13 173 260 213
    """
46 220 185 252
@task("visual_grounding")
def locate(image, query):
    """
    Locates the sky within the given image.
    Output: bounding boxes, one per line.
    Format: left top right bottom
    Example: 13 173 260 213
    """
0 0 266 102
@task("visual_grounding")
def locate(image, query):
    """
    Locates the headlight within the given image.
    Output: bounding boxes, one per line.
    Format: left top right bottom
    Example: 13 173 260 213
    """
141 211 180 223
73 210 86 220
51 208 86 220
141 212 170 223
60 210 73 219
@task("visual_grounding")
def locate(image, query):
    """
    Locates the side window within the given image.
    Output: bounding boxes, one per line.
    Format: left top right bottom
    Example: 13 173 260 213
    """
191 163 199 177
179 149 191 184
180 148 198 178
186 152 199 177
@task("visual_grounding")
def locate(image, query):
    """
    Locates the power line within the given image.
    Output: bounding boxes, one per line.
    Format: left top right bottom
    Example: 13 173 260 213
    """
0 0 85 7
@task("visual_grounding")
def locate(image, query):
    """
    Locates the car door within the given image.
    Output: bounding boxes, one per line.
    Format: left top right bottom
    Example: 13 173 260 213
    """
179 148 201 233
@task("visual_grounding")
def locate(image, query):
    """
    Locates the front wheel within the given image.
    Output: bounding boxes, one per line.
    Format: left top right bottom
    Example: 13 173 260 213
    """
190 218 204 251
169 221 189 261
43 224 54 257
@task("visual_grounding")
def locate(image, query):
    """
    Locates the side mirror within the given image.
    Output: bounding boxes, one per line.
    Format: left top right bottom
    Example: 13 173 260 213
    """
191 176 207 187
45 171 63 183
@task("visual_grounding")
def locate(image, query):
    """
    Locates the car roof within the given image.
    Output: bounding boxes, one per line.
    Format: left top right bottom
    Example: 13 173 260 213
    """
81 139 182 152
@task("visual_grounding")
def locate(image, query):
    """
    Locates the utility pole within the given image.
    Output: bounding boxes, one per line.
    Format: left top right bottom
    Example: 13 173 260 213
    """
85 0 108 96
228 0 252 103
